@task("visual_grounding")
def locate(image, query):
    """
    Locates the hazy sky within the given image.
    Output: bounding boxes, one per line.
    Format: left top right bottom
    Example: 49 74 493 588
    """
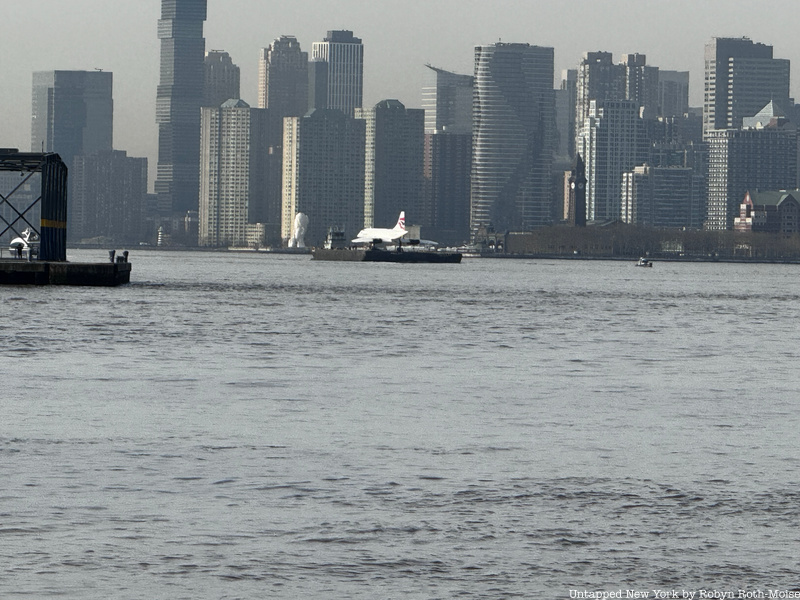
3 0 799 190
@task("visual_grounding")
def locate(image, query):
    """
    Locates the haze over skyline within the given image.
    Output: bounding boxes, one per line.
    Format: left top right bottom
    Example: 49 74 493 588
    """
4 0 799 191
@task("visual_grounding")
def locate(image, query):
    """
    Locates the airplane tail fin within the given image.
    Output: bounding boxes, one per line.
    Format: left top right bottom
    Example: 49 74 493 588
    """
394 211 405 231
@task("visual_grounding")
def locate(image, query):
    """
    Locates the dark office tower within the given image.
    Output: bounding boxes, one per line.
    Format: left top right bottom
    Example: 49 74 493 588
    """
471 43 556 237
203 50 240 108
258 36 308 115
71 150 148 244
576 52 625 135
558 69 577 158
422 65 473 244
31 70 113 169
155 0 207 217
311 30 363 117
658 71 690 117
621 54 659 120
357 100 425 229
703 37 790 137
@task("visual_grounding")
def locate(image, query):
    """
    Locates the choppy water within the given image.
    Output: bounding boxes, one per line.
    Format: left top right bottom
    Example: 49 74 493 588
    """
2 250 800 599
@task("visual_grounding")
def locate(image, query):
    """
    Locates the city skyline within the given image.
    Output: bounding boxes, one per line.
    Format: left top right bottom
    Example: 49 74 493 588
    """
5 0 800 193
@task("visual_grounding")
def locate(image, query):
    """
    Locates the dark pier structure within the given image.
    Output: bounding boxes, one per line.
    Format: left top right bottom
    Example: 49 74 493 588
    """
0 150 131 285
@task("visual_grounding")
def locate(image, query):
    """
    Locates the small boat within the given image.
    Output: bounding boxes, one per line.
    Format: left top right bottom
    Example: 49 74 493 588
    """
8 228 39 259
636 257 653 267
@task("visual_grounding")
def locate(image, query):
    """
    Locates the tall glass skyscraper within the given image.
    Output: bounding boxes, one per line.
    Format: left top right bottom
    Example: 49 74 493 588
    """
31 70 113 168
155 0 207 217
470 43 556 238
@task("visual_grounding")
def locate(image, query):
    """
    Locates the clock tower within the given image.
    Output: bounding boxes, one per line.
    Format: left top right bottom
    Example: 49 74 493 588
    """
567 153 587 227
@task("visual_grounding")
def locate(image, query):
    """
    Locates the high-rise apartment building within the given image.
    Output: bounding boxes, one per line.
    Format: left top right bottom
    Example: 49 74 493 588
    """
357 100 425 229
199 99 270 247
703 37 791 137
579 99 649 222
282 109 366 246
31 70 113 169
471 43 556 237
258 36 308 116
422 65 473 244
310 30 363 117
155 0 207 217
203 50 240 108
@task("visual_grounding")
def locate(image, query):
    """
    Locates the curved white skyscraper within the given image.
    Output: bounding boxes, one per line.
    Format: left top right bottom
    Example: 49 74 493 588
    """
470 43 556 238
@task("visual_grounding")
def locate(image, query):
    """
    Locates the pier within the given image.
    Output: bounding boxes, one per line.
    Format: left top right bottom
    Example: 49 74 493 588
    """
1 149 132 286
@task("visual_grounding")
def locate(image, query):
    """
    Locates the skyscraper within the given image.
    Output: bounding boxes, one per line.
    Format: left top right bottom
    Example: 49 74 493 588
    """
155 0 207 217
258 36 308 116
422 65 473 244
357 100 425 229
31 70 113 169
203 50 240 108
199 99 269 247
703 37 791 137
471 43 556 237
310 30 363 117
257 36 309 244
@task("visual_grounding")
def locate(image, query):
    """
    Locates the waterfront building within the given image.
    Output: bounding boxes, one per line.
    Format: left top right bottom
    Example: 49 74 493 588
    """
357 100 425 230
202 50 240 108
71 150 148 244
621 165 704 228
734 190 800 234
703 37 791 137
155 0 207 217
310 30 363 117
471 42 556 237
199 99 270 247
705 106 797 230
31 70 113 169
281 109 366 246
579 99 649 222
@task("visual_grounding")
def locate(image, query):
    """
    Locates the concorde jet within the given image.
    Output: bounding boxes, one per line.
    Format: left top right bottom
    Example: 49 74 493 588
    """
352 212 409 244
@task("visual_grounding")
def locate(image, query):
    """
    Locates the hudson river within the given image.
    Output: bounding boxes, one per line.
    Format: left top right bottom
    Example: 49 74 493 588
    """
3 251 799 598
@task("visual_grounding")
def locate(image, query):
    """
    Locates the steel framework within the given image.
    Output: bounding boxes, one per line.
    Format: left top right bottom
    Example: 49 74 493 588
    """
0 149 68 261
